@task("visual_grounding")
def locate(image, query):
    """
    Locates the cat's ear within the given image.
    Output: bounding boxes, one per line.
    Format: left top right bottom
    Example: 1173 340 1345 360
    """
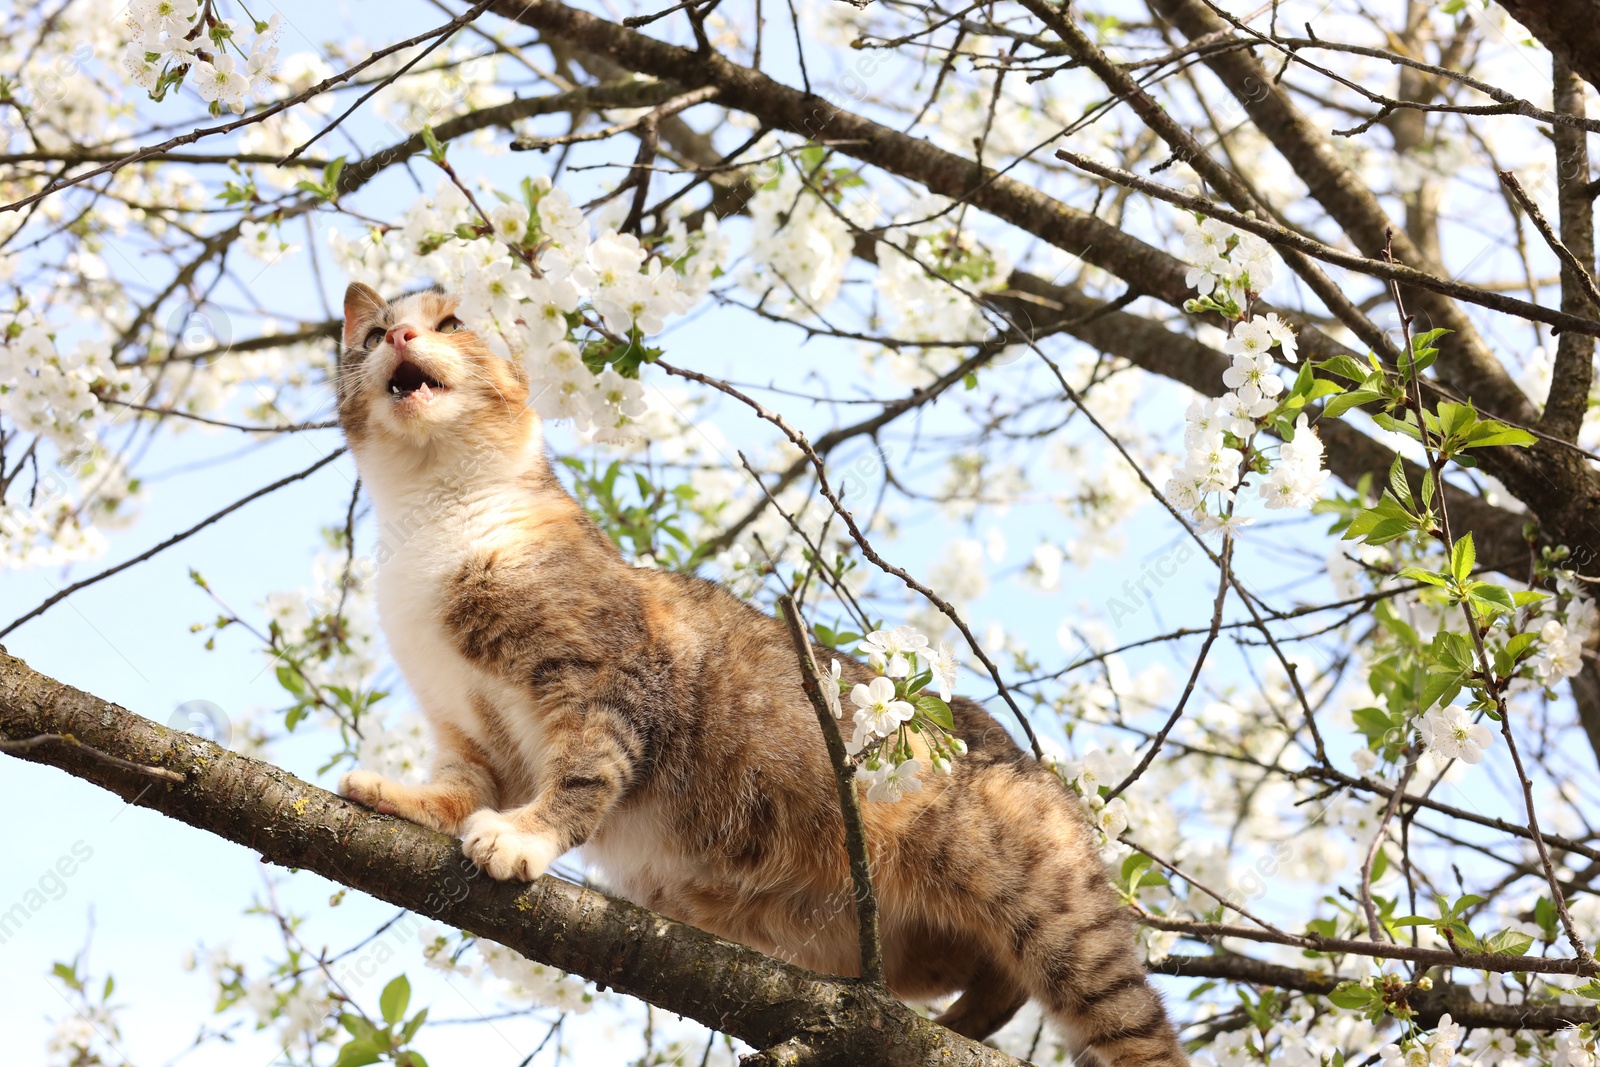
343 282 387 351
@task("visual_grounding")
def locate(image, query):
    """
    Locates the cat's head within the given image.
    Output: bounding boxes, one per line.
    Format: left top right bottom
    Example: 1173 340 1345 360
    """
338 282 533 456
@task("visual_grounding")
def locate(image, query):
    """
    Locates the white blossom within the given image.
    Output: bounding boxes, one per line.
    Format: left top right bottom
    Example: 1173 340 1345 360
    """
860 757 923 803
1418 706 1494 765
849 676 914 751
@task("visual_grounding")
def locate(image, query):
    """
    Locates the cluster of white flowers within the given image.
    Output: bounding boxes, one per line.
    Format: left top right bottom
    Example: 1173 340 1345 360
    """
1056 746 1134 847
1260 412 1329 509
240 219 299 262
476 940 594 1014
242 974 331 1056
123 1 281 114
1553 1027 1597 1067
738 160 856 313
872 220 1010 351
818 626 964 803
1183 217 1277 299
45 1005 122 1067
1167 217 1326 533
1535 617 1586 686
335 177 725 443
0 319 152 568
0 325 144 450
1377 1015 1462 1067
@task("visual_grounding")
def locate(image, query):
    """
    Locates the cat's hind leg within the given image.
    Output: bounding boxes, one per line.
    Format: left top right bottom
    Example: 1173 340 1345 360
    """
933 963 1028 1040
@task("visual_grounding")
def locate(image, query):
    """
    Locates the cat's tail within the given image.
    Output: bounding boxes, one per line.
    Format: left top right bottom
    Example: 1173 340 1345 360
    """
988 777 1189 1065
1006 899 1188 1066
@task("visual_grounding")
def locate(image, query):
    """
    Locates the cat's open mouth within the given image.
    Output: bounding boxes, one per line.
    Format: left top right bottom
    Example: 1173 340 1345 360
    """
387 359 447 402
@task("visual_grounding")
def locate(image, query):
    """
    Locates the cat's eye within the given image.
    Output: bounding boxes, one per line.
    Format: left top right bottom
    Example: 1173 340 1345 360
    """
437 315 464 334
363 327 385 350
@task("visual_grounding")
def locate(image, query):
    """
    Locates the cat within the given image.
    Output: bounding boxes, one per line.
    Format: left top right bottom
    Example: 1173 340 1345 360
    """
334 281 1189 1066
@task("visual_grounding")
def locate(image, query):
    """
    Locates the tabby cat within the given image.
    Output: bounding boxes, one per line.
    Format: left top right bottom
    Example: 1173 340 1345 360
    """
335 282 1188 1066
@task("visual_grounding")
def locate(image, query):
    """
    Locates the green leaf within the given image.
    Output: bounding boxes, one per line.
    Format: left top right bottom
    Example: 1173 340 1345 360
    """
1432 631 1475 671
1314 355 1371 382
1374 600 1420 649
1328 981 1375 1010
1535 897 1559 941
1463 422 1537 449
1412 327 1452 351
1387 456 1414 510
333 1040 383 1067
1397 566 1449 588
1342 492 1417 546
1303 379 1344 403
1351 705 1396 748
1436 401 1474 438
1486 928 1535 956
276 664 306 696
399 1007 429 1043
1504 632 1539 665
420 125 445 163
1420 670 1465 712
914 694 954 731
380 974 411 1025
1450 533 1476 583
1467 582 1516 615
1322 389 1384 418
52 961 81 991
1371 411 1423 442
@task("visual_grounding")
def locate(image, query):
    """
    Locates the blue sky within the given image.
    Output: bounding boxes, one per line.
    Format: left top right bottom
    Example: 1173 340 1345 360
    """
0 0 1436 1061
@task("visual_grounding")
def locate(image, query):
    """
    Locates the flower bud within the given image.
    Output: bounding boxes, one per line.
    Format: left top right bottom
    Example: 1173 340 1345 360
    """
951 738 968 756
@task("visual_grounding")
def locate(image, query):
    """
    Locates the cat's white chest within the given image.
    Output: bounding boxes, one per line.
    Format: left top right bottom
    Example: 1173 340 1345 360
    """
369 484 529 750
375 519 482 719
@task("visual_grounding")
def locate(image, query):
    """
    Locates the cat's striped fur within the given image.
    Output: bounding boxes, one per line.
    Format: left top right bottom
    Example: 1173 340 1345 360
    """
335 282 1188 1065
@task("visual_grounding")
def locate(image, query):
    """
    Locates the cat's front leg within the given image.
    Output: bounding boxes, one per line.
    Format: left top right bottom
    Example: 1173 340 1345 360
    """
340 731 500 836
461 701 640 881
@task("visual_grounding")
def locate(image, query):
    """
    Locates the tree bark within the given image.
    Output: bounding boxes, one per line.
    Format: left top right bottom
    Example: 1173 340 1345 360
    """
1497 1 1600 98
0 649 1022 1067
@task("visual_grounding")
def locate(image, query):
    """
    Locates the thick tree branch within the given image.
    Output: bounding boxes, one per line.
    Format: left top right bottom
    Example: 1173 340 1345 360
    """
1147 0 1540 427
0 650 1021 1067
1156 954 1598 1031
1496 0 1600 98
1541 57 1597 444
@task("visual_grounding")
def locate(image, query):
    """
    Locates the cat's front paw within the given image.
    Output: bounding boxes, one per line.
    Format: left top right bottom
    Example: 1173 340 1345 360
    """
460 811 562 882
340 770 401 816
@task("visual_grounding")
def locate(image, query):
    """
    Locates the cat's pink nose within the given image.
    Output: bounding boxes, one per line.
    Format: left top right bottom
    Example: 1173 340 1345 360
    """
386 325 418 352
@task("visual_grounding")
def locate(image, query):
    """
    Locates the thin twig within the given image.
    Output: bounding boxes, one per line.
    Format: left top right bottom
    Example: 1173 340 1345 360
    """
1054 149 1600 338
1498 169 1600 313
776 593 883 985
0 448 346 639
0 733 186 782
